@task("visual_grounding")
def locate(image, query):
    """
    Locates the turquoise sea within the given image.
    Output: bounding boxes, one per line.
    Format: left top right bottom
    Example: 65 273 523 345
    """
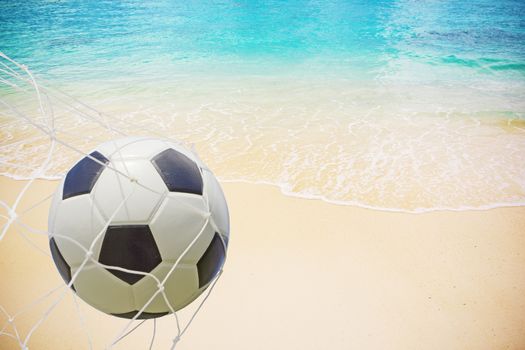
2 0 525 80
1 0 524 211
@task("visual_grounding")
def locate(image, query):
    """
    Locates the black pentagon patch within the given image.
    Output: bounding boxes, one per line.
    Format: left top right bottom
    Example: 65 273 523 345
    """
151 148 203 195
49 238 75 290
112 310 169 320
197 232 225 288
99 225 161 285
63 151 109 200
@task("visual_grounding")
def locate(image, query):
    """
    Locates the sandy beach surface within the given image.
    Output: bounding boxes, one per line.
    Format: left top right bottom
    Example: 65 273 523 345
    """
1 175 524 349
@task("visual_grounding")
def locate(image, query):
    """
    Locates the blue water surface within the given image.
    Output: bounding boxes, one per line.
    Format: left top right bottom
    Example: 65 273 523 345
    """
1 0 524 82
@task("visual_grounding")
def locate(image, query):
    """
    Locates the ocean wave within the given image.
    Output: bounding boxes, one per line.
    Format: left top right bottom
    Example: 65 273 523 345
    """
1 90 524 213
1 51 524 213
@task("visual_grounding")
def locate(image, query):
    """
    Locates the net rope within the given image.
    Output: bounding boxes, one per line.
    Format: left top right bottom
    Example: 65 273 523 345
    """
0 52 226 349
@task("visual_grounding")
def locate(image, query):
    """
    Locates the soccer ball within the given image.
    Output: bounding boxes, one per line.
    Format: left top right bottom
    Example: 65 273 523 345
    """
48 137 229 319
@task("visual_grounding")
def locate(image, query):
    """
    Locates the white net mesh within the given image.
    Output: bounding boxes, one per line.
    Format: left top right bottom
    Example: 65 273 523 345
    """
0 52 225 349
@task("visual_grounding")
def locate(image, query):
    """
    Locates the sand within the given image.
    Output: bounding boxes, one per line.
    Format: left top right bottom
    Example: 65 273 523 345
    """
0 175 524 349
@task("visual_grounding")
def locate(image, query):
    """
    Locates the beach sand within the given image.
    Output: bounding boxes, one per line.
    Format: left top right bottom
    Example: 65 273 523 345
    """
1 175 524 349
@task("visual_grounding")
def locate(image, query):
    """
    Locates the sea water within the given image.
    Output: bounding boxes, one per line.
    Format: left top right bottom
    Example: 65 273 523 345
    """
1 0 524 212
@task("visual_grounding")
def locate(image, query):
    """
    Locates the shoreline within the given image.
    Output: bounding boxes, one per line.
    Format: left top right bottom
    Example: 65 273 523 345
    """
3 173 525 214
2 68 525 214
1 175 525 349
220 178 525 214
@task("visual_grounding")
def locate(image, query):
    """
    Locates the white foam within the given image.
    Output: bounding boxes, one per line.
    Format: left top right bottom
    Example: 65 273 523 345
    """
216 177 525 214
1 61 525 213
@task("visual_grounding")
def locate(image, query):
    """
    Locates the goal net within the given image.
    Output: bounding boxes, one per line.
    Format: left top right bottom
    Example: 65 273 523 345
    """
0 52 224 350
